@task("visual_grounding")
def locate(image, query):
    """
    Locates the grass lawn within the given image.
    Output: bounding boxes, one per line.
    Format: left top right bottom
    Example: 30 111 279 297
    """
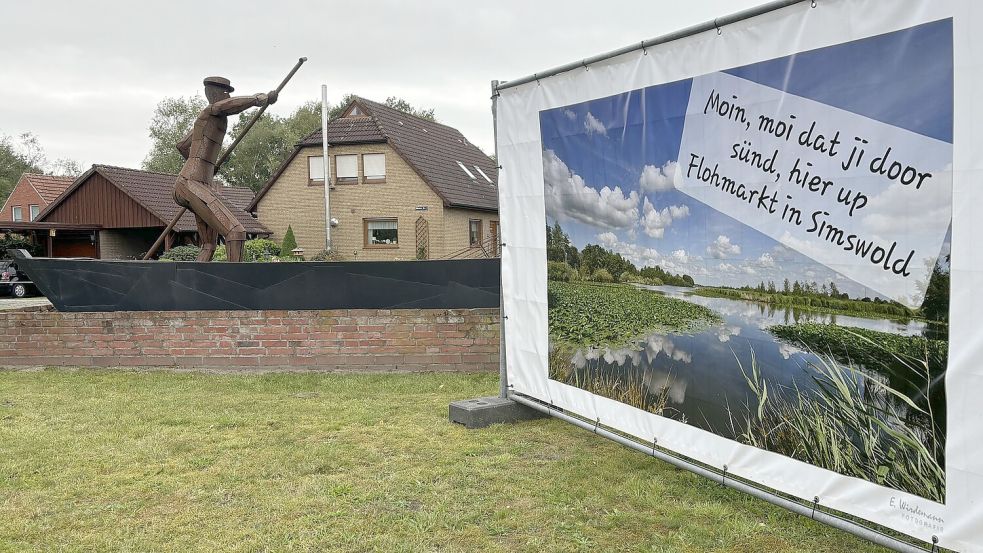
0 369 887 552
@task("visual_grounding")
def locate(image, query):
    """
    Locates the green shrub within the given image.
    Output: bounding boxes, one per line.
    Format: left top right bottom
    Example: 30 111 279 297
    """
280 226 298 255
160 245 201 261
0 233 43 259
213 244 227 261
244 239 281 262
310 249 346 262
587 268 614 283
547 261 578 282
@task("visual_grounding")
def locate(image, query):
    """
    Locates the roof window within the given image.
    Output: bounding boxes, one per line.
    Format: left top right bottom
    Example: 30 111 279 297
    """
473 165 493 184
456 161 476 180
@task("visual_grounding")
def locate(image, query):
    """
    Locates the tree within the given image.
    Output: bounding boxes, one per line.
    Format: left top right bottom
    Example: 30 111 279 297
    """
222 102 322 191
0 133 44 206
921 262 950 322
328 93 436 121
0 132 81 207
281 225 298 254
384 96 435 121
143 95 207 175
143 95 322 191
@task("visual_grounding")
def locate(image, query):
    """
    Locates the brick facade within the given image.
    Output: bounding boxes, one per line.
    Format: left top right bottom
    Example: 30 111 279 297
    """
0 177 44 222
254 144 499 260
0 308 500 372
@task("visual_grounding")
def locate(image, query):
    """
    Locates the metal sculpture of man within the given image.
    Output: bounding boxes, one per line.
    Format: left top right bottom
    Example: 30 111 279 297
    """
173 77 277 262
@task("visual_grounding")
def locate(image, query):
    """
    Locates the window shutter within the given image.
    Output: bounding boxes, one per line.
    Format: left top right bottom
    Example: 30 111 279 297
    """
364 154 386 179
337 155 358 179
308 156 324 181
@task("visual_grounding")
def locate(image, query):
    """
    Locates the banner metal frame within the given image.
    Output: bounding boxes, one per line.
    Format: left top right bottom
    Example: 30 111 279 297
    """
491 1 941 550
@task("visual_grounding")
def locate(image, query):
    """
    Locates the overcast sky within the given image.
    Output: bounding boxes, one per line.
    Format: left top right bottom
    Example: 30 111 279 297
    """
1 0 763 170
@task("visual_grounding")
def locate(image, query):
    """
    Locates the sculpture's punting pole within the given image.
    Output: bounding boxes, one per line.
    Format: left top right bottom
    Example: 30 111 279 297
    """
143 57 307 261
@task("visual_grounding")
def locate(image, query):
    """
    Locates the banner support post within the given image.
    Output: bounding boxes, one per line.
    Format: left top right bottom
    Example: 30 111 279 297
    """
491 78 508 400
445 80 546 429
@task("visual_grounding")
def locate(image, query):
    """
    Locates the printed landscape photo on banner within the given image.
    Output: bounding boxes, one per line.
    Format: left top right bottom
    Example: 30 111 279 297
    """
542 19 951 504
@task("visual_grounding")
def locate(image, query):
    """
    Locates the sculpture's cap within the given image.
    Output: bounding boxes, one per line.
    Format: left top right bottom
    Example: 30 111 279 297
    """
203 76 234 92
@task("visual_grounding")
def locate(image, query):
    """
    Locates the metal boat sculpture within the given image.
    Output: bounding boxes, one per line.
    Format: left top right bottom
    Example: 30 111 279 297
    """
7 250 500 312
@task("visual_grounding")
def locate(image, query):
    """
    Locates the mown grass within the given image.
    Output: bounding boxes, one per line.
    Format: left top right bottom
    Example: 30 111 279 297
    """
0 369 888 552
549 281 721 347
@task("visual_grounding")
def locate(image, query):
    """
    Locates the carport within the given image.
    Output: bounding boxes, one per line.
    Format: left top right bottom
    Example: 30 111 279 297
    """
0 221 102 257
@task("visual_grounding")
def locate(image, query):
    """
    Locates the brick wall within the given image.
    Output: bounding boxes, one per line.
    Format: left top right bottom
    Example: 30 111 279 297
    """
0 175 44 222
255 144 448 260
99 229 157 260
0 308 500 372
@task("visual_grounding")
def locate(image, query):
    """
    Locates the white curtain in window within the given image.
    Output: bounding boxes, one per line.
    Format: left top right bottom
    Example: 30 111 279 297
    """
336 155 358 178
368 220 397 230
364 154 385 179
11 207 22 222
29 205 39 221
308 156 324 180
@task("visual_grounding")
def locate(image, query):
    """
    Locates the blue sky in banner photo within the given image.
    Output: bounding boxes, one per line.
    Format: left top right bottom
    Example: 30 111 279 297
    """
540 18 952 298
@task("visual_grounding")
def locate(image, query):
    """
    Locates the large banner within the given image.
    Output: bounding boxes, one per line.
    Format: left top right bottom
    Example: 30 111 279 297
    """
497 1 982 549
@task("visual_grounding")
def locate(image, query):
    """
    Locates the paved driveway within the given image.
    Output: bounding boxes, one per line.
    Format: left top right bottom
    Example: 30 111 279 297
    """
0 297 52 311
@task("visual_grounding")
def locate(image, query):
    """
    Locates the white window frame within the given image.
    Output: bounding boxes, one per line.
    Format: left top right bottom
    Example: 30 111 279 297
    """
473 165 493 184
456 161 476 180
364 218 398 248
11 206 22 222
29 205 40 221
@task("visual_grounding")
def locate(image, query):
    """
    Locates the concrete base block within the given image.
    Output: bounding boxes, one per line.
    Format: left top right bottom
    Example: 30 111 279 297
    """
449 396 548 429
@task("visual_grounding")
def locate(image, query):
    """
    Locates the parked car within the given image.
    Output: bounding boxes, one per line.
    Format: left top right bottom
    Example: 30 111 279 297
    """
0 260 37 298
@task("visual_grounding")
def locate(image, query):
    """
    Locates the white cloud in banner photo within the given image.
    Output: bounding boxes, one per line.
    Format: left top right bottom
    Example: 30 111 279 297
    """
597 232 661 267
641 198 690 238
754 253 777 269
584 112 607 136
543 150 639 229
563 109 577 121
706 235 742 259
639 161 680 192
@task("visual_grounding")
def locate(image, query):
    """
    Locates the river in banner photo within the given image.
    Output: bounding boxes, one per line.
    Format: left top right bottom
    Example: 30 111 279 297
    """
547 274 947 503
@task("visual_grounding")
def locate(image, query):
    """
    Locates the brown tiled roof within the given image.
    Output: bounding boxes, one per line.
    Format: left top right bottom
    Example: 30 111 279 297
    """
300 116 385 145
22 173 74 203
41 165 269 235
252 96 498 212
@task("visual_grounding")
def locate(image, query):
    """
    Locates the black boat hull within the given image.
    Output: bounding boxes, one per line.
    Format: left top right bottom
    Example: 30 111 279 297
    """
8 250 500 312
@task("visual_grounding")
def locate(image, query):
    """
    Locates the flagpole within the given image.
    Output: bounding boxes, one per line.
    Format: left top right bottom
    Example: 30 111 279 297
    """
321 84 332 252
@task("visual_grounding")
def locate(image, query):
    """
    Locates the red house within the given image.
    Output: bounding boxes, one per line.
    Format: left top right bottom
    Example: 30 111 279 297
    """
0 173 75 222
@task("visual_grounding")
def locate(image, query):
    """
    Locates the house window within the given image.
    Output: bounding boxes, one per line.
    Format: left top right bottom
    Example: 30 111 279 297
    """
336 154 358 183
11 206 22 222
364 218 398 247
308 156 325 184
29 205 40 221
363 153 386 183
469 219 482 248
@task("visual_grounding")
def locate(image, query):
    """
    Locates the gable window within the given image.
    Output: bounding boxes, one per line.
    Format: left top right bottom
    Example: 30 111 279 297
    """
11 206 22 222
336 154 358 183
469 219 482 248
29 205 40 221
364 218 398 247
308 155 325 185
363 153 386 183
